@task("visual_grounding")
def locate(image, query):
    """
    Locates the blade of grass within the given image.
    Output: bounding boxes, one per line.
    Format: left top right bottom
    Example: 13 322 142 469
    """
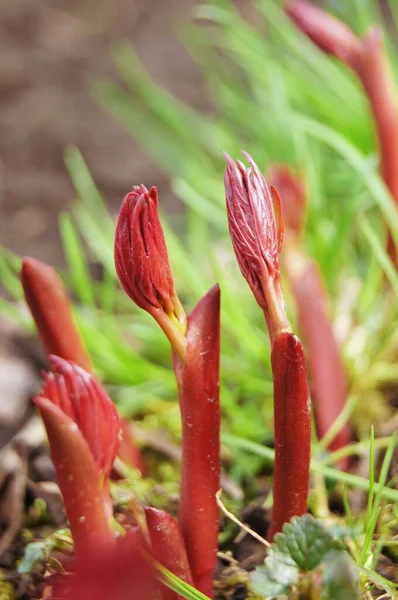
59 213 96 308
361 217 398 296
64 147 113 229
359 426 376 566
222 433 398 502
316 395 357 454
0 249 23 300
360 431 397 566
296 115 398 247
154 561 211 600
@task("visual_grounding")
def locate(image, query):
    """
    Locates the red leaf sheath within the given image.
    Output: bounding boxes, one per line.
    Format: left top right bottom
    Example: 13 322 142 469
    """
289 261 351 466
21 258 93 373
268 332 311 541
34 357 120 554
145 507 194 600
174 285 221 599
35 398 116 554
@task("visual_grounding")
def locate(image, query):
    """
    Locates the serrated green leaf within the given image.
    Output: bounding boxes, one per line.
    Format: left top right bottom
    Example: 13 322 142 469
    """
250 515 345 598
273 515 344 572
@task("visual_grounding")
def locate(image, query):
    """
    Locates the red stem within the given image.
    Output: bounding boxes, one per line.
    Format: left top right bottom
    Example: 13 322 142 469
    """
268 331 311 540
174 285 221 599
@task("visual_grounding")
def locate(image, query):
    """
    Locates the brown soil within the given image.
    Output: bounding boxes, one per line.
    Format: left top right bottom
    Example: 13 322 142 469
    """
0 0 207 265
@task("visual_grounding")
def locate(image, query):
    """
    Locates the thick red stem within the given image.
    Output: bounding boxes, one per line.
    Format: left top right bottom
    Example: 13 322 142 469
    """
174 285 220 599
268 331 311 540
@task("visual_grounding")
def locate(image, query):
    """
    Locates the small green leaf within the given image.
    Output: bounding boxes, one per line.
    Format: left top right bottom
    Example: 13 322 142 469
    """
274 514 344 572
250 515 345 598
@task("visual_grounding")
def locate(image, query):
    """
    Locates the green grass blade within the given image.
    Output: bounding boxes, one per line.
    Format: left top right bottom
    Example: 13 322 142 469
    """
361 218 398 296
59 213 96 308
155 561 211 600
222 433 398 502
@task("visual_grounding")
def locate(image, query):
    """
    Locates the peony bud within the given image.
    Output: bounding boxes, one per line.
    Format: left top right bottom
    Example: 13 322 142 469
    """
114 185 186 356
224 152 289 342
145 507 194 600
115 186 184 320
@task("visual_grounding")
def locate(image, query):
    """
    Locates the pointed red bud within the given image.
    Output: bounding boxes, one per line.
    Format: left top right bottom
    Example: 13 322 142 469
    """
224 152 289 342
34 356 120 553
286 0 361 68
145 507 194 600
115 185 174 313
21 258 93 372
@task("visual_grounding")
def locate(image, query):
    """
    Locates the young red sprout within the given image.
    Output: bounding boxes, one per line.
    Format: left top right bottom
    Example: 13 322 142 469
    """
269 166 351 469
224 152 311 540
34 356 120 556
286 0 398 264
145 507 194 600
21 258 93 372
21 257 145 476
114 185 220 598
